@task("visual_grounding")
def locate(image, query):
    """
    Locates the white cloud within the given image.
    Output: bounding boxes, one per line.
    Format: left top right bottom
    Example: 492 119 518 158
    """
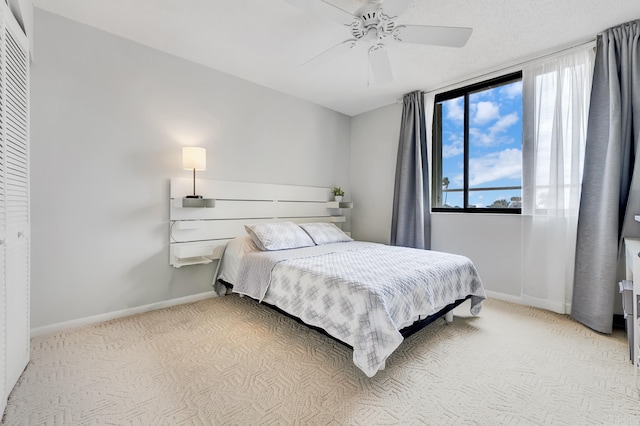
492 112 519 134
500 81 523 99
452 173 464 187
473 101 500 125
442 134 463 158
470 90 495 101
470 112 520 147
469 148 522 186
445 98 464 123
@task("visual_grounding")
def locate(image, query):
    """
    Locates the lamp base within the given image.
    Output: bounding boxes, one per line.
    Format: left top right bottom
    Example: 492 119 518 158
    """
185 195 203 199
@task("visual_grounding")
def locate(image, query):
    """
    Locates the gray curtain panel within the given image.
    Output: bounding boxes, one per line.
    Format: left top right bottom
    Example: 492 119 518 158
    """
390 91 430 249
573 20 640 334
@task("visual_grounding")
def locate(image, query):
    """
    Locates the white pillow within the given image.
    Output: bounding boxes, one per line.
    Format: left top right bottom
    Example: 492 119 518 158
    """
217 235 260 284
244 222 315 251
299 222 353 245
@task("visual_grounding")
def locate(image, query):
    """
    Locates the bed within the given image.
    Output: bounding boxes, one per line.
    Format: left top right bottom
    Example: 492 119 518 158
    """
216 221 486 377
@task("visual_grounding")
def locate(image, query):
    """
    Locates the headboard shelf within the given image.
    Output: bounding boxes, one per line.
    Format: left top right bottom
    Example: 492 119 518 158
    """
170 198 332 221
179 198 216 208
170 178 330 202
169 179 343 268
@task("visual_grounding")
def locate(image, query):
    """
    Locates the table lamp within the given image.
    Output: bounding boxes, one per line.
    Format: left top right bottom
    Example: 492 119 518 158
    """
182 147 206 199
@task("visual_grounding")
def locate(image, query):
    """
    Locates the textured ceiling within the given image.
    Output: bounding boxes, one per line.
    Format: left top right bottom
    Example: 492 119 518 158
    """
32 0 639 116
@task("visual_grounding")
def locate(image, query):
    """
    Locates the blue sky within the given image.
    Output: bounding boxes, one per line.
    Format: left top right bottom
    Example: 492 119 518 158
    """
440 80 523 208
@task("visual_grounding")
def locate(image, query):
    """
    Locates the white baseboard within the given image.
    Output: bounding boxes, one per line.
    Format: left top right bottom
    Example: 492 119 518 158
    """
484 290 523 305
485 290 571 315
31 291 219 338
31 289 572 338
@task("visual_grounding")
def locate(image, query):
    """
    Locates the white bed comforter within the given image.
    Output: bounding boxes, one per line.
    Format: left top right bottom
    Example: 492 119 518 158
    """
233 242 485 377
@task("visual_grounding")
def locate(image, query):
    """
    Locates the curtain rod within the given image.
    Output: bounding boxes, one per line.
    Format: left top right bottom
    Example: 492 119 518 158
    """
419 38 596 96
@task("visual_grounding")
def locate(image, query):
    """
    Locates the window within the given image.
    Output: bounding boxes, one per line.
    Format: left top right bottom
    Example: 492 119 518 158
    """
432 72 523 213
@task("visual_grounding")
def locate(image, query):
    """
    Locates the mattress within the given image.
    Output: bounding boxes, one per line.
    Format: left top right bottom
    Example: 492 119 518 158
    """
218 237 485 377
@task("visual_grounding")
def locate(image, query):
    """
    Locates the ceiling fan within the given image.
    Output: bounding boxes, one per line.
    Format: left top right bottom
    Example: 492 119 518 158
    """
286 0 472 85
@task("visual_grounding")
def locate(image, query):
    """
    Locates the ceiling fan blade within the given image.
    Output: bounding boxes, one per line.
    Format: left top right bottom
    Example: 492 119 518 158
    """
284 0 354 24
395 25 472 47
368 44 393 85
300 39 357 70
381 0 413 18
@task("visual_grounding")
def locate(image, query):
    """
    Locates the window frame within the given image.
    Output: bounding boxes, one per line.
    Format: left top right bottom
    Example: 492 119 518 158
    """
431 71 523 214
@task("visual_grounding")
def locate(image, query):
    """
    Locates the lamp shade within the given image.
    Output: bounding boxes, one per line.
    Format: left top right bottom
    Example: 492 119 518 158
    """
182 147 206 171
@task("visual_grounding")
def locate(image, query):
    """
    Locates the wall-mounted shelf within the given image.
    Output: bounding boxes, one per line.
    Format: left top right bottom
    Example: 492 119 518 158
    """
170 241 226 268
172 256 214 268
181 198 215 208
326 201 353 209
327 200 352 226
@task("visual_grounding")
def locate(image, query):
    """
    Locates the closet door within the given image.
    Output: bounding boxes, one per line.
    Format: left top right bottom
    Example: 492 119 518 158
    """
0 114 4 417
2 5 28 400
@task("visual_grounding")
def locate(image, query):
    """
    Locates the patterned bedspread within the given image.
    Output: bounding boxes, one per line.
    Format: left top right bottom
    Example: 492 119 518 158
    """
233 242 485 377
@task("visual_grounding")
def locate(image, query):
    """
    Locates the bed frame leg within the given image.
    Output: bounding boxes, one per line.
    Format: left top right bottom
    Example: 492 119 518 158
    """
444 311 453 323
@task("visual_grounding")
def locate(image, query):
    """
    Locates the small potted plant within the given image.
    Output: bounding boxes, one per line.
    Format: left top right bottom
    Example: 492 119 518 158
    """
331 186 345 202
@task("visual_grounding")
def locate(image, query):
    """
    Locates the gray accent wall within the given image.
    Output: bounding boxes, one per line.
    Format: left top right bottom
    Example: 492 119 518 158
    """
30 10 351 328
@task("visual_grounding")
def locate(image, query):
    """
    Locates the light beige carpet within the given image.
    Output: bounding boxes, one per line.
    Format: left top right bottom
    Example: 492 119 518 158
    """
3 296 639 425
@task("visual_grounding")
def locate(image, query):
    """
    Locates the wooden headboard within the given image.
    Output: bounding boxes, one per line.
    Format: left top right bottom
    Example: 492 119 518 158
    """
169 178 345 267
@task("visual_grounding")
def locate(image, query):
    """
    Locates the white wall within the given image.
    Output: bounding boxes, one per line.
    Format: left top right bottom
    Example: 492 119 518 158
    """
30 10 351 328
350 103 523 299
350 103 402 244
431 213 522 297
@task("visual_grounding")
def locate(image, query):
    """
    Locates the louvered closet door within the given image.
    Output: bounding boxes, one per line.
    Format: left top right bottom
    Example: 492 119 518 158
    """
0 60 5 410
3 12 28 395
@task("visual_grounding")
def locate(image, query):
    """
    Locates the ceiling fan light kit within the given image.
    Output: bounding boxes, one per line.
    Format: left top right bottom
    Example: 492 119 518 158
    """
287 0 473 85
